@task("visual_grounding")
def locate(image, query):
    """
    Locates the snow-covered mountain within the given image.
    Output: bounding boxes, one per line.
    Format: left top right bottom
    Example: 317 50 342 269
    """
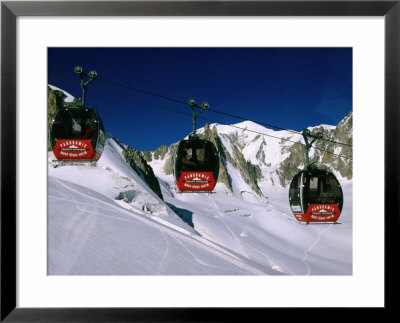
144 113 352 196
48 85 352 275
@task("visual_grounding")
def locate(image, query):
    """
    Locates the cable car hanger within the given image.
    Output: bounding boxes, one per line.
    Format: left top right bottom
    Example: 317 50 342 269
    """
302 129 323 168
73 65 98 108
187 98 209 140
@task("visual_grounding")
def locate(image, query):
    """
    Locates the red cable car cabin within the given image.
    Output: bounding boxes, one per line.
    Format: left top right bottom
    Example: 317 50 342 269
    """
289 167 344 223
174 138 219 193
49 108 105 162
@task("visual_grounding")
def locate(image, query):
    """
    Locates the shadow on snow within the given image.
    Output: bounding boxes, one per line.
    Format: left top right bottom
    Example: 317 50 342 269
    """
166 202 194 229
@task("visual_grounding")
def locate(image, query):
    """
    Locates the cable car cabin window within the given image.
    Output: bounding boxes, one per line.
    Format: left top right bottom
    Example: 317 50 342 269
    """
304 176 320 204
289 173 303 212
180 147 207 171
176 140 218 173
289 174 301 202
320 182 336 204
51 109 99 148
309 177 318 191
301 172 343 207
321 173 343 204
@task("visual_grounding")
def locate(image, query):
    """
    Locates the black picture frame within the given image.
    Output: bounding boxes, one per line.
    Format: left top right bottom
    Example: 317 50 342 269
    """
1 0 398 321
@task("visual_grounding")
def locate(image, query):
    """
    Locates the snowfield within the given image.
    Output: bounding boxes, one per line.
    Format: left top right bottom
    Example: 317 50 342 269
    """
48 134 352 275
48 177 267 275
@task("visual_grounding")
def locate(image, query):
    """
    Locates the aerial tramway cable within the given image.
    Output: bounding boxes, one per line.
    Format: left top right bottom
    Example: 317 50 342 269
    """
49 64 353 148
48 69 353 161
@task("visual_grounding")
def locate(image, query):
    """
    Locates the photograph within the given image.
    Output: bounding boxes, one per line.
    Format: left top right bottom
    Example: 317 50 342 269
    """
47 47 353 276
2 0 396 319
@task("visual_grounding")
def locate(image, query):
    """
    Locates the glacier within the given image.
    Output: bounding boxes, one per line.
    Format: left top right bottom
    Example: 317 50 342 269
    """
48 132 352 276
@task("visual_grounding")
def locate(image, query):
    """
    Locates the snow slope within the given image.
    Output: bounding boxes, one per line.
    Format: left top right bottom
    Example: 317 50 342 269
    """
148 121 352 275
152 162 352 275
48 134 352 275
48 137 274 275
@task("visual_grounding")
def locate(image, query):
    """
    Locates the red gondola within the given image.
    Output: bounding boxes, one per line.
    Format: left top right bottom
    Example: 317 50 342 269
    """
289 129 344 224
49 66 105 162
50 107 105 162
289 166 343 223
173 99 219 193
174 134 219 192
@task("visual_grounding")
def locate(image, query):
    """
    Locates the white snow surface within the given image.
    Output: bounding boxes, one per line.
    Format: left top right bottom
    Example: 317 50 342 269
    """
48 131 352 275
49 137 268 275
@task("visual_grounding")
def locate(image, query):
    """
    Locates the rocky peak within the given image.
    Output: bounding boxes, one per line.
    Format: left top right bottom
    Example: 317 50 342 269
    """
145 112 353 196
122 147 163 200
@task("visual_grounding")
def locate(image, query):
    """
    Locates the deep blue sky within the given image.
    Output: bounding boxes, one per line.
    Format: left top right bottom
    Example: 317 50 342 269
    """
48 48 352 151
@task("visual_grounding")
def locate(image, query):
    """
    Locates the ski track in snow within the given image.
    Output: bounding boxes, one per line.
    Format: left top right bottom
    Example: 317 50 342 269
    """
302 224 333 275
54 178 143 222
240 230 296 275
63 177 269 274
156 229 170 275
66 201 97 273
207 195 249 258
50 177 268 275
173 236 217 269
51 167 351 275
54 177 187 236
50 186 96 273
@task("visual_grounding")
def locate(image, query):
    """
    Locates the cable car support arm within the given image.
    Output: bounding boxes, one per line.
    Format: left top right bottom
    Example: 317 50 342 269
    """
74 66 98 107
302 129 323 168
188 98 209 136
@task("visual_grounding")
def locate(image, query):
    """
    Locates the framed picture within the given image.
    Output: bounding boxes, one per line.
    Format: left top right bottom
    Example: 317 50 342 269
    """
1 0 398 320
